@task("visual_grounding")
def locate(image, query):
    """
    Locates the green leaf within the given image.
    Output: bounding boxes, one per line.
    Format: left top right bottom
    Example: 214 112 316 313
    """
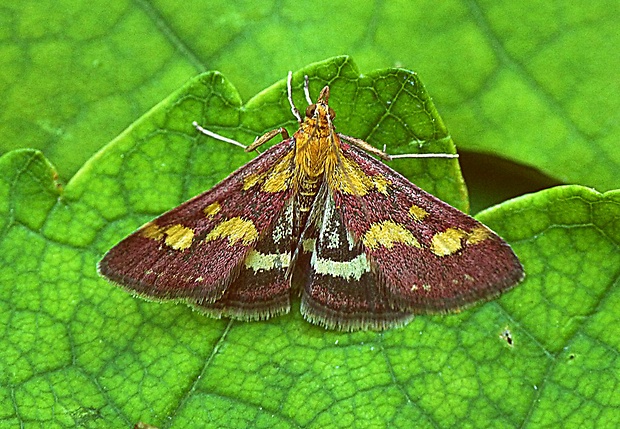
2 59 619 428
476 186 620 427
1 2 617 194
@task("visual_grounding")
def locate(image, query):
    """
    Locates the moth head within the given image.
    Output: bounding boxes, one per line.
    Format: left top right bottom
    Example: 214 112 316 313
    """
304 104 336 120
306 86 336 120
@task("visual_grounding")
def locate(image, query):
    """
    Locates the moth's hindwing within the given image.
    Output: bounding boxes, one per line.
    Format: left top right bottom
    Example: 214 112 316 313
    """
193 197 295 320
299 185 415 331
98 138 297 315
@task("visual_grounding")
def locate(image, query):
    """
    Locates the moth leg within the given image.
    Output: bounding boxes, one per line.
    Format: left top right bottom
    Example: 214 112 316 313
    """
338 133 458 160
338 133 391 161
193 122 289 153
245 127 290 152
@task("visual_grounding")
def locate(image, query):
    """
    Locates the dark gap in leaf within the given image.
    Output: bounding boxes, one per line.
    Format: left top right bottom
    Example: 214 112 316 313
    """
460 151 563 214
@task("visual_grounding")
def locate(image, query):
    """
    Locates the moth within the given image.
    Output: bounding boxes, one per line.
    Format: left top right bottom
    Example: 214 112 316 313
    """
98 72 524 331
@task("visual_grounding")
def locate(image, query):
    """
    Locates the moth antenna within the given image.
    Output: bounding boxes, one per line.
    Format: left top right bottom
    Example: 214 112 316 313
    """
287 71 303 124
192 121 247 149
303 75 313 105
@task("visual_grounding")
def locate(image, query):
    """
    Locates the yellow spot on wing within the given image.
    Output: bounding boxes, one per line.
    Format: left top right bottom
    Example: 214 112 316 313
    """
313 254 370 281
430 228 467 256
244 250 291 271
164 224 195 250
204 202 221 217
372 174 389 194
204 217 258 246
140 222 194 251
430 226 491 256
362 221 420 250
243 152 294 193
243 172 264 190
262 153 294 192
466 226 491 244
332 157 390 196
140 222 163 240
409 204 429 221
